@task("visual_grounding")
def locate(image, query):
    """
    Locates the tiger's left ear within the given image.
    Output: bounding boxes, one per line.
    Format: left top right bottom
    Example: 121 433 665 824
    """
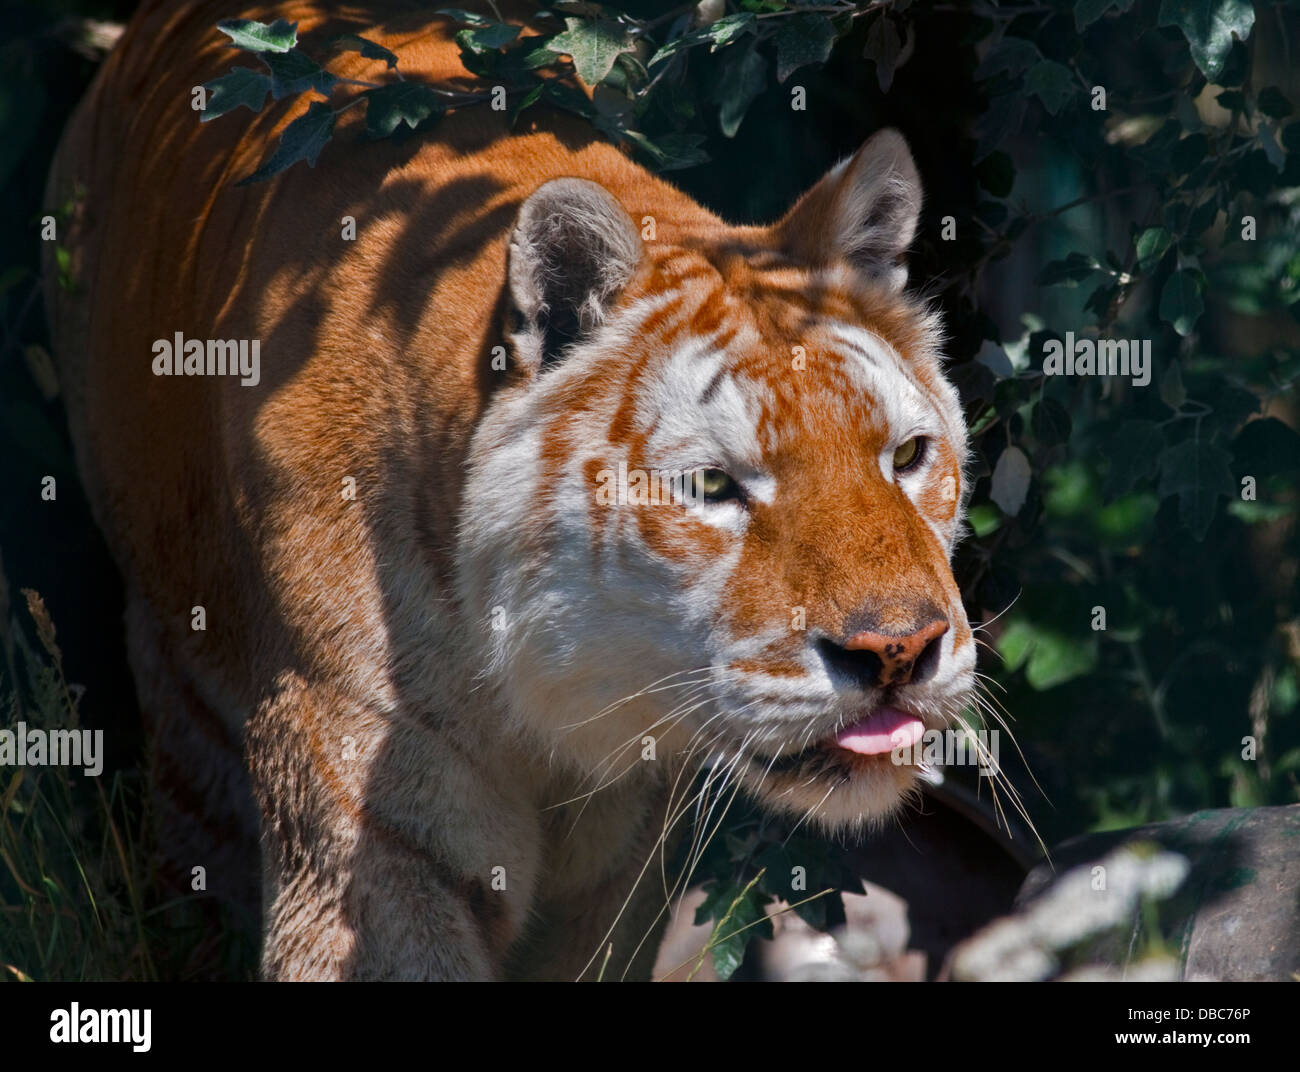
775 128 921 292
506 178 643 374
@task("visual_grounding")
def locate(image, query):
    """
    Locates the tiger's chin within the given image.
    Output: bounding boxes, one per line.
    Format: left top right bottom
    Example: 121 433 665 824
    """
735 742 929 832
722 702 964 831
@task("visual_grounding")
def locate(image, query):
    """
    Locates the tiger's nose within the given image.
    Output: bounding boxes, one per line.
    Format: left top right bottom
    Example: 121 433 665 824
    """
817 617 949 690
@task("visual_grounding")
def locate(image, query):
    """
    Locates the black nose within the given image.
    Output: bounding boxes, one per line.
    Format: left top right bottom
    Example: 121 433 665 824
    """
816 617 948 690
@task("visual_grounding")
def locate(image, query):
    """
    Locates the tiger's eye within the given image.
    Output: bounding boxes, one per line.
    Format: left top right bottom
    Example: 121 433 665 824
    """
690 468 740 502
892 437 925 472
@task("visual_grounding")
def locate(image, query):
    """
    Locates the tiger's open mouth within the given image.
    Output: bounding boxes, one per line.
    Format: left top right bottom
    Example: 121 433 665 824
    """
756 706 928 775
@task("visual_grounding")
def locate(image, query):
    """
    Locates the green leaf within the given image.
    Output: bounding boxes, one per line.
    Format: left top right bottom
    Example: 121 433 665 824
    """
260 49 338 98
975 37 1040 79
362 82 444 137
200 67 271 122
1157 439 1235 539
1032 397 1072 446
773 14 836 83
1036 251 1100 287
1157 0 1255 81
548 17 635 86
1159 360 1186 411
1025 59 1077 116
623 130 709 171
1257 86 1293 119
1158 269 1205 336
217 17 298 53
1215 88 1245 112
999 620 1098 690
1135 226 1173 270
693 879 772 981
973 92 1027 160
863 14 903 92
1103 420 1164 499
456 22 521 52
238 101 336 185
1075 0 1135 31
329 33 399 68
717 42 766 138
509 83 544 128
705 12 757 51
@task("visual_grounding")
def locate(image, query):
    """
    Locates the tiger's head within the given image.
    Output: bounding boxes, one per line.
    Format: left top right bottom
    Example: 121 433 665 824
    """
457 129 974 829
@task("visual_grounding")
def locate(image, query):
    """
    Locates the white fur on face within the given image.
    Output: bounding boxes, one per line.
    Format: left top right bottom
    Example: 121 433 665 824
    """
455 294 974 826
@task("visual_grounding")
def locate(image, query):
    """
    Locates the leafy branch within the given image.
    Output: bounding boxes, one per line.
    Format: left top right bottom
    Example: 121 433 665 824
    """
198 2 903 183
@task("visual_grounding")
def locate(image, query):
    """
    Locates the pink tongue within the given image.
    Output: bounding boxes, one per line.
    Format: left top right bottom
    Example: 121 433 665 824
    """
834 707 925 756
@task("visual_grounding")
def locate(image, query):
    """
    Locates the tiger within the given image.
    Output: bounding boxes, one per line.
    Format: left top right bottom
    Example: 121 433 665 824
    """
43 0 975 980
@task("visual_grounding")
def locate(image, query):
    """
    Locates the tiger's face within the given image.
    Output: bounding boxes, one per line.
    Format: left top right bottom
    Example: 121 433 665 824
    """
458 130 974 829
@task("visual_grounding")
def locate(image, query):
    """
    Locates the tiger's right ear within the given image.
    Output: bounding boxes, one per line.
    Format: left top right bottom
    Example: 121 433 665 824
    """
506 178 643 374
774 128 922 293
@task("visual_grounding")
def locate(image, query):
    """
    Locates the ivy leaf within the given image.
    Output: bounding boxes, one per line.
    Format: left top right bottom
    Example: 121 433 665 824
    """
774 14 836 83
200 67 272 122
973 92 1027 160
1035 251 1100 287
362 83 444 138
329 34 399 69
863 14 903 92
1157 439 1235 539
1157 0 1255 81
991 446 1032 516
693 879 772 981
217 17 298 53
622 129 709 171
1025 59 1077 115
260 49 339 98
1135 226 1173 270
509 83 544 128
648 14 755 69
456 22 521 52
1159 360 1186 411
705 12 757 51
1158 268 1206 336
716 42 766 138
975 36 1040 79
1103 420 1164 499
1075 0 1135 31
547 17 635 86
237 101 336 185
1032 397 1072 447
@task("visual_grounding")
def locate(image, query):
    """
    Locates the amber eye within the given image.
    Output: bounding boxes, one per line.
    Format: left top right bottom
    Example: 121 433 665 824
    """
892 436 926 473
689 468 741 503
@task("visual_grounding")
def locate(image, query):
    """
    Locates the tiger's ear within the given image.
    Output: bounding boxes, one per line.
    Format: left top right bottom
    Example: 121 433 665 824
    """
775 128 921 292
506 178 643 373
